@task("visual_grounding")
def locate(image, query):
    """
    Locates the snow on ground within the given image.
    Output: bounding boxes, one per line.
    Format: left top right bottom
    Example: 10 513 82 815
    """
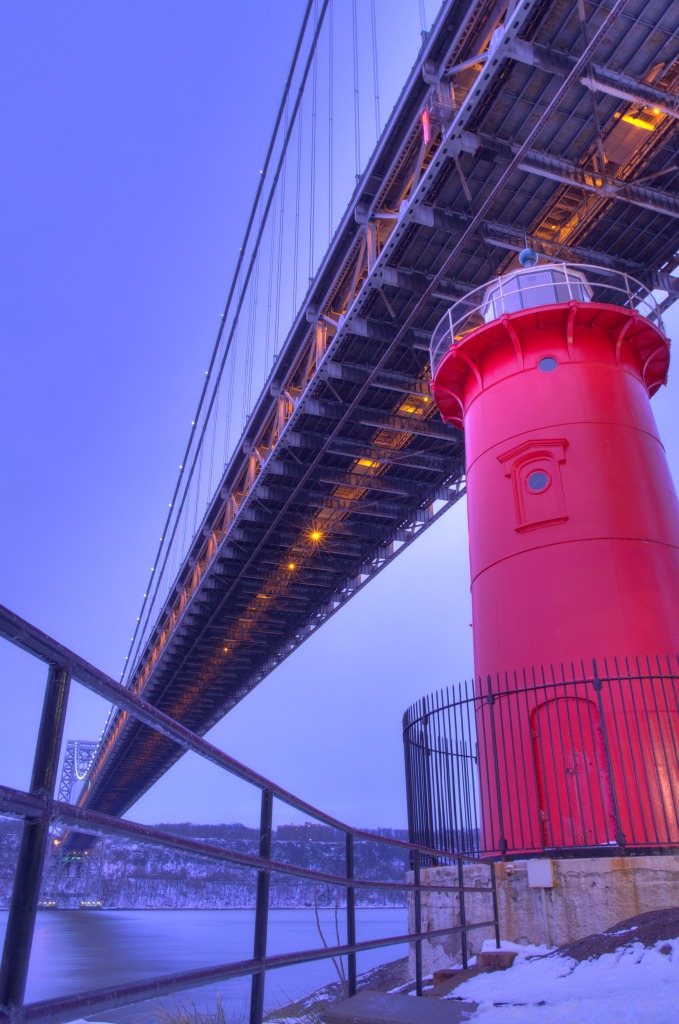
449 937 679 1023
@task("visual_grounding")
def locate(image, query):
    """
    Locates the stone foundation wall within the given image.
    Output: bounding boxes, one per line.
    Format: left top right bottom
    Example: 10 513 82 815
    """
408 853 679 975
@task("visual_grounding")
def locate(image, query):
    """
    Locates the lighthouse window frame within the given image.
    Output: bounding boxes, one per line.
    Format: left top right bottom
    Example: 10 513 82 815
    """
526 470 550 493
498 438 569 532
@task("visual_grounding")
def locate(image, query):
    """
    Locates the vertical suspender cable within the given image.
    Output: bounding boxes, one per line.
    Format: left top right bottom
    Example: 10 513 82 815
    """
418 0 427 36
192 432 204 533
243 227 261 428
274 96 288 360
309 0 318 281
370 0 380 140
223 304 240 466
264 189 277 373
292 106 304 313
328 0 334 244
180 502 188 563
207 384 219 499
352 0 361 177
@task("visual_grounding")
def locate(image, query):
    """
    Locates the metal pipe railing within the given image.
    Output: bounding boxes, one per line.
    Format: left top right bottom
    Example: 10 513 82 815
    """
404 656 679 861
0 603 500 1023
429 261 666 374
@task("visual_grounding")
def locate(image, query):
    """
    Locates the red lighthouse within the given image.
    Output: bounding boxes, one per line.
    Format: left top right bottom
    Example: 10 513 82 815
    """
430 258 679 852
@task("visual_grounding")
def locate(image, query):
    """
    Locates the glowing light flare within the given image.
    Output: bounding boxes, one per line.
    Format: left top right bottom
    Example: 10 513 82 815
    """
397 392 430 417
421 108 431 145
287 562 296 571
620 113 655 130
310 530 323 542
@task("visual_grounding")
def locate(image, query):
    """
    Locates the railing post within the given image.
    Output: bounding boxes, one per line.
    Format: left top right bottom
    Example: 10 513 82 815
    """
591 661 626 849
457 857 468 970
486 678 507 858
345 833 357 996
413 849 423 996
0 662 71 1014
250 788 273 1024
490 862 501 949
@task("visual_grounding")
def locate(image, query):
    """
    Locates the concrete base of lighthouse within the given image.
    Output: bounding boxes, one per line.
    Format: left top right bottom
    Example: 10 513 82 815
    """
407 855 679 973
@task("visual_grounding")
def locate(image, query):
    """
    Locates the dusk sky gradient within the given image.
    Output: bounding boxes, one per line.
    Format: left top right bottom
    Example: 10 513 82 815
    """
1 1 677 832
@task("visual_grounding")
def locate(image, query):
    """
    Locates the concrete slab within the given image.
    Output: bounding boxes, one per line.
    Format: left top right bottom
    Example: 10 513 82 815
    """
322 991 478 1024
425 966 490 998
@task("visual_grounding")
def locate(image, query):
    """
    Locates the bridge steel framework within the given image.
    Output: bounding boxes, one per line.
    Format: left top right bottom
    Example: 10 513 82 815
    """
76 0 679 827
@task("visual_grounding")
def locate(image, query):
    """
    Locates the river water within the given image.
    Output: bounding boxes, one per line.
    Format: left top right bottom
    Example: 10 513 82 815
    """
1 908 409 1022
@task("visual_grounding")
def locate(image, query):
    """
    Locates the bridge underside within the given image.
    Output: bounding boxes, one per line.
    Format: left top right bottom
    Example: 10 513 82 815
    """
76 0 679 829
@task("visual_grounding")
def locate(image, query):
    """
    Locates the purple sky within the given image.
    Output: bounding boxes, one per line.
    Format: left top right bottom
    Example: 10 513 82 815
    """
1 1 677 831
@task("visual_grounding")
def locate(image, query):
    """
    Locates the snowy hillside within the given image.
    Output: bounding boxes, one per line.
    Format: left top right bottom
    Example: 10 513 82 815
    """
0 820 410 909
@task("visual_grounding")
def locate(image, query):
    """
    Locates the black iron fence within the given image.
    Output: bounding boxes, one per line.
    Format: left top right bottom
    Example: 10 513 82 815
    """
0 604 499 1024
403 658 679 862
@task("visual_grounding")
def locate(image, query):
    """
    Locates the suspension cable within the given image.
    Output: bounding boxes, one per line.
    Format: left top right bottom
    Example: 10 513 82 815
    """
122 0 331 684
119 0 317 684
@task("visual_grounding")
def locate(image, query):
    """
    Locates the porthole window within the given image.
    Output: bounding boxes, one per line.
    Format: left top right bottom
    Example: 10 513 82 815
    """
527 470 550 492
538 356 558 372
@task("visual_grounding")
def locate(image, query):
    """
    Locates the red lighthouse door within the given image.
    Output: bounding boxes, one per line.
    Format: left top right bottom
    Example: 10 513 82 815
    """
531 697 616 849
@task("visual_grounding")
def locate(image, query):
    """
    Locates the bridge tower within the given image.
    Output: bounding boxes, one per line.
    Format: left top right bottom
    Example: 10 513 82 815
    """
57 740 99 806
44 740 102 908
430 257 679 853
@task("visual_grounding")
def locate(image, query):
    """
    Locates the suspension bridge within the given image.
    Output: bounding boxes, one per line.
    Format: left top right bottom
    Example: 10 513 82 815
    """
70 0 679 833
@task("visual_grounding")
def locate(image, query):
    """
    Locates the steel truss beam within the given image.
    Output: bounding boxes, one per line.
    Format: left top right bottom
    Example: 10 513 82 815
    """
321 361 431 396
460 134 679 219
325 443 460 474
505 39 679 121
317 472 446 498
404 203 679 295
299 397 455 440
515 150 679 220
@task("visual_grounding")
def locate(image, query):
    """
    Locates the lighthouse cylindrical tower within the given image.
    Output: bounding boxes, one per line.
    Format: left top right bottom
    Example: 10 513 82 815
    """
430 261 679 854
